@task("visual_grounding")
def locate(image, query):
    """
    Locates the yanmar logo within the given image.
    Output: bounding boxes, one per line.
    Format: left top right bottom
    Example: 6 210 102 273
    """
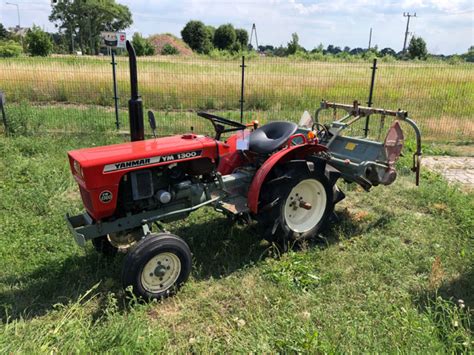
103 150 202 173
114 158 151 170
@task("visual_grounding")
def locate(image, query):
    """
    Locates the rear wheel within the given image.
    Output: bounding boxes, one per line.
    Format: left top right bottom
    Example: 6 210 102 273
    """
122 233 192 300
258 167 333 245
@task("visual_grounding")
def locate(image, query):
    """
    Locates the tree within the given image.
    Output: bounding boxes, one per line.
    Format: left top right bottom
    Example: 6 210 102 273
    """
0 23 9 40
380 47 396 57
235 28 248 48
206 26 215 40
49 0 132 55
287 32 300 55
213 24 236 50
408 36 428 60
161 43 179 55
25 25 53 56
181 20 212 54
50 32 69 54
131 32 154 56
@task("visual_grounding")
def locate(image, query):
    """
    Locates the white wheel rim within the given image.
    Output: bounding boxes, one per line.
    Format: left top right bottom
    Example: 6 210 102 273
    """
283 178 327 233
140 252 181 294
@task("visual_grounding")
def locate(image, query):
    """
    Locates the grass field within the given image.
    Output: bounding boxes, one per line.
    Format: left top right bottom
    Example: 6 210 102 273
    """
0 134 472 352
1 56 473 140
4 102 474 143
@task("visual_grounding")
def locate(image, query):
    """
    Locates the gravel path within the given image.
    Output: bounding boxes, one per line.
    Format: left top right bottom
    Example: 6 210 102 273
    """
423 156 474 189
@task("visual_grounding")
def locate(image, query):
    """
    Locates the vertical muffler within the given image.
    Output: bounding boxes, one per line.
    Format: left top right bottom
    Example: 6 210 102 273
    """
126 40 144 142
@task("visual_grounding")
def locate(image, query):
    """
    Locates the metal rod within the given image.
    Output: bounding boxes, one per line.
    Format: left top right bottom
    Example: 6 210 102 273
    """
320 101 408 119
364 58 377 137
240 56 246 123
111 50 120 130
142 196 221 225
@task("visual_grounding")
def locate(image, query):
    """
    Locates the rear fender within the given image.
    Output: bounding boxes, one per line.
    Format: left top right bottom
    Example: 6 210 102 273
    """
247 144 327 214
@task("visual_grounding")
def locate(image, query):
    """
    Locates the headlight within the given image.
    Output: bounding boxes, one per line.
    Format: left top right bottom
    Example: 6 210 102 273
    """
73 160 84 177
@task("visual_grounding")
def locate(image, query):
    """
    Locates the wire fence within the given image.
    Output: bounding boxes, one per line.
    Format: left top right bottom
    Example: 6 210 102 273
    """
1 55 473 141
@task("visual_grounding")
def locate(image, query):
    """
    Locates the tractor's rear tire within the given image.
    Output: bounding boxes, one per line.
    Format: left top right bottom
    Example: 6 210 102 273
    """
122 233 192 300
91 236 118 257
258 168 333 247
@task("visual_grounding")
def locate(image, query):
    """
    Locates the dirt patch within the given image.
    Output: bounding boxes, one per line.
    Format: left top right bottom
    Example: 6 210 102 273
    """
148 34 194 56
423 156 474 190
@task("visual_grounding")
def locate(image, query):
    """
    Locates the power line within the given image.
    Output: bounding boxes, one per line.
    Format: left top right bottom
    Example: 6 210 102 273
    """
402 12 417 53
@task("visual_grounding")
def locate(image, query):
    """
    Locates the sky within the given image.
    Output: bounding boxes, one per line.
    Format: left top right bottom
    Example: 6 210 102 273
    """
0 0 472 54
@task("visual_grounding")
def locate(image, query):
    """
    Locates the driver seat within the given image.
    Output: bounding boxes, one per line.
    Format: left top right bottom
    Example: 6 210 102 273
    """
249 121 298 154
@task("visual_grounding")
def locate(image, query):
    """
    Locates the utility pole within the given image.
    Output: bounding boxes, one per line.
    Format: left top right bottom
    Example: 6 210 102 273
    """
6 2 22 48
368 27 372 50
249 23 259 51
402 12 416 53
6 2 20 27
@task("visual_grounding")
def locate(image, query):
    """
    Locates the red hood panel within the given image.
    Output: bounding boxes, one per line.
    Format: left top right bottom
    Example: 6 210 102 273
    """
69 135 216 168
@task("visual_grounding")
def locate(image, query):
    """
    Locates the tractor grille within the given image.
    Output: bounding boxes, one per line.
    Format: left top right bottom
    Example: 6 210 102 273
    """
131 170 154 200
79 185 93 212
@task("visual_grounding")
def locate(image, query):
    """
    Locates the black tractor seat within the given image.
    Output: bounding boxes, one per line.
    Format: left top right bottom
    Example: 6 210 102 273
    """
249 121 298 154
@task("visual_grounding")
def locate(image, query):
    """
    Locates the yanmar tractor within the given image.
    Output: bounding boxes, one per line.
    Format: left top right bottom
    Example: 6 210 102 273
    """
66 42 422 300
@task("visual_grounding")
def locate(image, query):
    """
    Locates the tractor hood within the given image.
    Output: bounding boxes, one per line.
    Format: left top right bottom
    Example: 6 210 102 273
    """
68 134 217 189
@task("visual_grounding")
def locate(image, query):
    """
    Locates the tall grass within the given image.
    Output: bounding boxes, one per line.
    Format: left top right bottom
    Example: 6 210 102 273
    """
0 56 473 140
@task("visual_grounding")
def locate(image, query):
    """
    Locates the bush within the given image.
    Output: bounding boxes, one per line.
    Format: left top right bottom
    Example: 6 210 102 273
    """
131 32 155 56
161 43 179 55
25 25 52 56
0 40 22 57
213 24 236 50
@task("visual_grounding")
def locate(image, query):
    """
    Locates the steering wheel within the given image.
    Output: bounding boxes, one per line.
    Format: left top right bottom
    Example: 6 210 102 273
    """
197 112 246 140
312 122 330 142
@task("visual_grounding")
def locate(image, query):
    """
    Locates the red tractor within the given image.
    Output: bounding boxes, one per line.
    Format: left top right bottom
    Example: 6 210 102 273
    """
66 42 422 300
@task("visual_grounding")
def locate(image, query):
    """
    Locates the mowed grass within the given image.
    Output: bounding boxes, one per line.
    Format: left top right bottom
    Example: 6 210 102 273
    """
1 56 473 140
0 134 472 352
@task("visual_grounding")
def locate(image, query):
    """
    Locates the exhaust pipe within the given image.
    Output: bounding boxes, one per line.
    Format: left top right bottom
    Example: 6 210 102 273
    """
126 40 144 142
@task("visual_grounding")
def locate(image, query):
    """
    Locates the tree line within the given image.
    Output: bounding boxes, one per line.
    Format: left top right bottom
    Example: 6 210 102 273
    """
177 21 473 62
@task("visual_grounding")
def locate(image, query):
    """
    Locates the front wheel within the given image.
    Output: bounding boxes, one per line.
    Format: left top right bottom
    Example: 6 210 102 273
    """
258 169 333 244
122 233 192 300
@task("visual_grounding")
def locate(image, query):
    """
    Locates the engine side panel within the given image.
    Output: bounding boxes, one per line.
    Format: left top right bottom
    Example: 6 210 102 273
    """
68 135 218 220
